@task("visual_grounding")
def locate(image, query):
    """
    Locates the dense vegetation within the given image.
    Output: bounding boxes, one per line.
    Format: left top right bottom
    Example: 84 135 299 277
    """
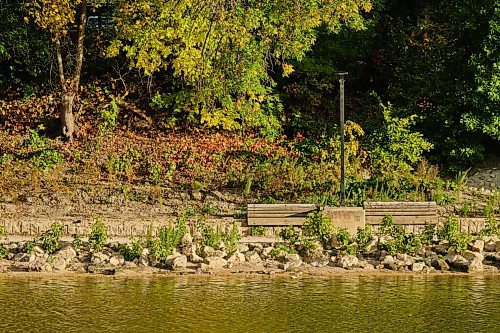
0 0 498 205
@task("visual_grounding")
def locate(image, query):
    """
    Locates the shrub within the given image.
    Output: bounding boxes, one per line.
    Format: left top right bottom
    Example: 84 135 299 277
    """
40 222 63 254
0 226 7 259
480 216 499 237
437 215 471 254
151 219 186 261
377 215 422 255
304 212 334 248
223 223 240 254
279 226 301 245
72 234 83 252
355 225 373 254
121 238 143 261
249 226 267 237
335 228 352 248
88 218 109 252
22 241 35 254
419 224 436 246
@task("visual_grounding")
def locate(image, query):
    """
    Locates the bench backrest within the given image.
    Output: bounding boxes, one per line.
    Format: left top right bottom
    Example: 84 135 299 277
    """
364 201 438 225
247 204 319 226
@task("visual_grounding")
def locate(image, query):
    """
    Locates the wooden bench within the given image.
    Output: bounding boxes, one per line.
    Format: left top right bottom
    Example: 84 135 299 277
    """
247 204 319 226
364 201 438 225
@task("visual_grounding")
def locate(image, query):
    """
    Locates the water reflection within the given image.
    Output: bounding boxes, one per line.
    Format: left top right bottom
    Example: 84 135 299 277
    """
0 275 498 333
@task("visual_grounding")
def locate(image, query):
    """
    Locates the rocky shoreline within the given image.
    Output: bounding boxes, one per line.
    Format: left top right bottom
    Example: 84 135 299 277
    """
1 235 499 278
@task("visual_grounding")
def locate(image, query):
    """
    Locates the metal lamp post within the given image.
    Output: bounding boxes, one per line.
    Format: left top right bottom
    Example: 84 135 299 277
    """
337 72 348 207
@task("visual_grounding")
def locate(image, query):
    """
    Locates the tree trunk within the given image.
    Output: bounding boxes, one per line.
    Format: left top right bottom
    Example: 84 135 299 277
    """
58 1 88 140
60 92 76 138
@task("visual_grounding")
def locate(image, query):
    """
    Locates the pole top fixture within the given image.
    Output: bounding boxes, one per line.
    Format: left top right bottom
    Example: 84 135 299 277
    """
337 72 348 76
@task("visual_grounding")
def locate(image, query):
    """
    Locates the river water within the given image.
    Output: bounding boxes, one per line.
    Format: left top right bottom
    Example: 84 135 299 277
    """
0 275 498 333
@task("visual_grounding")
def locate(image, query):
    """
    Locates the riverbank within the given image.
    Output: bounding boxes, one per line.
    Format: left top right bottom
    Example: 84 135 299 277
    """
1 236 499 279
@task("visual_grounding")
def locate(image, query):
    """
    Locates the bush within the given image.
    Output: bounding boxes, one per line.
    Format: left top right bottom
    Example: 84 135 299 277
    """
88 218 109 252
0 226 7 259
367 102 433 186
304 212 334 248
249 226 267 236
355 225 373 253
120 238 143 261
151 219 186 261
377 215 422 255
437 215 471 254
72 234 83 252
22 241 35 254
279 226 301 245
40 222 63 254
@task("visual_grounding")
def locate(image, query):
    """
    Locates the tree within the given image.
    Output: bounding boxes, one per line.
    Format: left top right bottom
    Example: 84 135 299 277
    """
26 0 90 139
109 0 372 136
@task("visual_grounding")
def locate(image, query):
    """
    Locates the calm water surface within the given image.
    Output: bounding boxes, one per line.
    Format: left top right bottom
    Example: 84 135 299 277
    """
0 275 498 333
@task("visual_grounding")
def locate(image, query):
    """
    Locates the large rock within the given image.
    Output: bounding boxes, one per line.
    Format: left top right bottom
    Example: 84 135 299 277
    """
260 247 274 260
447 254 469 271
467 258 484 273
204 256 227 269
227 252 246 263
411 262 426 272
431 258 449 271
483 236 498 252
309 257 330 267
365 238 379 253
109 254 125 266
336 255 359 269
245 251 262 263
237 244 250 253
285 253 301 263
91 252 110 265
172 255 188 269
433 244 450 255
51 257 67 271
201 246 215 258
14 253 36 263
469 239 484 252
28 258 52 272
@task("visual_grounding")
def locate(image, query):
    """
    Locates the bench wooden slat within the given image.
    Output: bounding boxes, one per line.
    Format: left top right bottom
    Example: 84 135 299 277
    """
366 211 436 216
248 218 308 226
364 201 438 225
247 204 318 226
365 202 437 208
366 216 438 225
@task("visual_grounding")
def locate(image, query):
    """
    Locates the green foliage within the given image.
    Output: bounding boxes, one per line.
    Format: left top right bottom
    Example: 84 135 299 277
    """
304 212 334 248
88 218 109 252
200 223 240 253
355 224 373 254
72 234 83 252
437 215 471 254
367 103 433 186
99 99 120 130
335 228 352 248
120 238 143 262
420 224 436 246
249 226 267 237
0 226 7 259
110 0 371 135
377 215 422 255
278 226 301 245
151 220 186 261
22 241 35 254
40 222 63 254
270 243 297 258
480 216 499 237
26 129 64 172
